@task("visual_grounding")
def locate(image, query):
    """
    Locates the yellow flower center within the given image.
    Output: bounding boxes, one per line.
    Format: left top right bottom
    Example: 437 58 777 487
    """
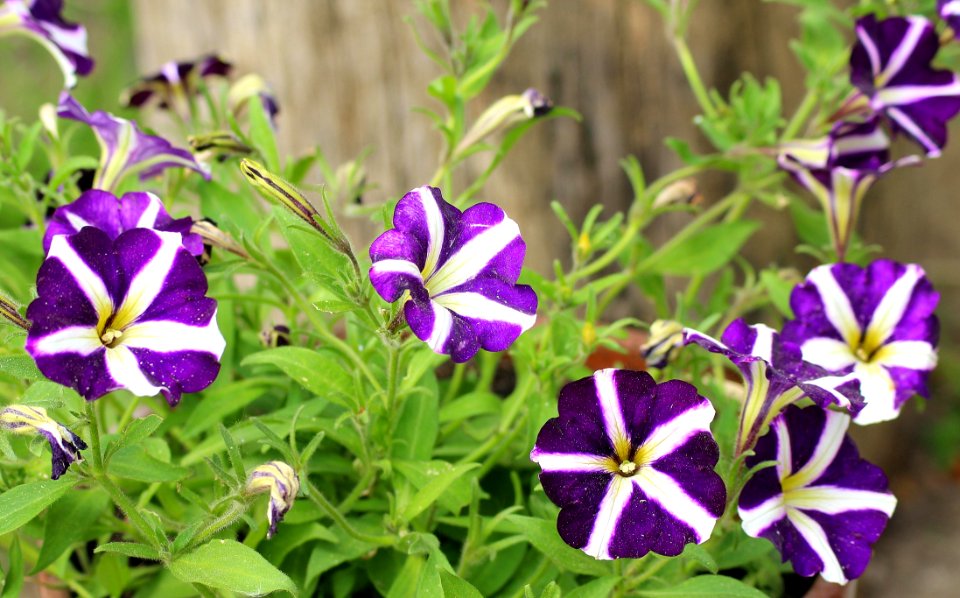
618 461 637 475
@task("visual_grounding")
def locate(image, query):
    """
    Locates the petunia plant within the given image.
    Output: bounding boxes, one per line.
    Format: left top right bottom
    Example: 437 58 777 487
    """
0 0 952 596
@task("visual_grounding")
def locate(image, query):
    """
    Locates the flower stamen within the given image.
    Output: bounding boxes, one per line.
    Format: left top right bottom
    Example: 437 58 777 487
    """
618 461 637 476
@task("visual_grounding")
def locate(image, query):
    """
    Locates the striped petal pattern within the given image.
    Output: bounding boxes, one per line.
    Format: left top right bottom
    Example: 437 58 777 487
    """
25 227 225 405
246 461 300 539
783 260 939 425
0 0 93 88
850 15 960 156
684 319 863 455
369 186 537 362
44 189 203 256
941 1 960 34
0 404 86 479
531 369 725 559
57 93 210 192
738 405 896 585
122 54 231 112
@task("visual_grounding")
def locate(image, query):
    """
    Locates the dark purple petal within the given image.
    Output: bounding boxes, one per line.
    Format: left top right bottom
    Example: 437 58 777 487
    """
0 0 93 87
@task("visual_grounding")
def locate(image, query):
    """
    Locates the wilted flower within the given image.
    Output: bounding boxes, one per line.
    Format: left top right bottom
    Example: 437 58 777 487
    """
779 118 917 260
531 369 725 559
43 189 203 256
940 1 960 34
0 0 93 88
189 217 250 263
783 260 938 425
849 15 960 156
228 74 279 125
26 227 225 405
0 404 86 479
369 186 537 362
684 319 863 455
455 88 553 154
739 405 896 584
246 461 299 539
122 54 232 113
58 93 210 191
261 325 291 348
640 320 684 368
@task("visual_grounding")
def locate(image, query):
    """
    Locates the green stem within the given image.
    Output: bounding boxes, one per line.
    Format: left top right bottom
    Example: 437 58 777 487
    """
338 468 376 513
115 396 141 434
306 481 395 546
183 500 248 552
457 374 533 467
673 37 716 119
781 88 818 141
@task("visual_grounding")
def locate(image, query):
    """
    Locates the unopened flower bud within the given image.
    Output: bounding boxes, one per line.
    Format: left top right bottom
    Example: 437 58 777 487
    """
239 159 325 234
0 405 86 479
0 295 28 330
456 88 554 155
652 179 700 210
228 74 279 125
189 131 254 163
190 218 250 261
245 461 300 539
39 103 59 139
640 320 685 369
521 88 553 118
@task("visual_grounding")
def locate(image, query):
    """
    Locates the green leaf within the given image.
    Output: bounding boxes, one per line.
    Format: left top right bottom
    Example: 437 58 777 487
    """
182 379 269 439
646 221 759 276
0 477 77 536
33 489 110 573
0 536 23 598
760 270 796 319
681 543 719 574
242 347 354 407
96 552 129 598
0 355 42 381
115 414 164 450
94 542 162 561
505 515 612 577
19 381 84 412
438 392 501 423
438 569 484 598
248 96 281 172
392 383 439 460
168 539 298 596
387 555 426 598
789 197 830 247
565 577 621 598
636 575 767 597
275 208 351 293
109 440 189 483
402 463 478 521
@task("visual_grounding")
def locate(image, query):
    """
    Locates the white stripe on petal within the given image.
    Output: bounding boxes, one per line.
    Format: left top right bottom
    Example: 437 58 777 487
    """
425 217 520 295
64 211 92 233
30 326 102 356
134 193 163 227
426 301 453 352
47 235 114 316
594 369 629 451
530 452 610 473
786 486 897 517
877 18 928 86
582 476 632 559
786 508 846 584
877 82 960 106
801 337 857 371
944 0 960 16
803 373 859 409
113 231 181 328
633 467 719 543
852 362 899 425
432 291 535 330
417 187 445 279
121 315 225 358
775 416 793 480
863 264 924 351
872 340 937 371
739 495 787 538
885 107 941 156
104 345 166 397
370 259 424 280
750 324 776 361
856 23 882 76
807 266 862 347
788 410 848 489
640 402 715 463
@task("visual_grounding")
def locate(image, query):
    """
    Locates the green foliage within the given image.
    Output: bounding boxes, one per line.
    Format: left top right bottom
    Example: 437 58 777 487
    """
168 539 298 596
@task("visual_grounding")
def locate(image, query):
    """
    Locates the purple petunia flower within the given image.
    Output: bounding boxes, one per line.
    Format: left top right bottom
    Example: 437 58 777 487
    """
122 54 232 112
778 118 918 260
849 15 960 156
43 189 203 256
684 319 863 456
739 405 896 584
58 93 211 192
782 260 939 425
246 461 300 539
0 404 86 479
531 369 726 559
0 0 93 88
25 227 225 405
369 186 537 363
